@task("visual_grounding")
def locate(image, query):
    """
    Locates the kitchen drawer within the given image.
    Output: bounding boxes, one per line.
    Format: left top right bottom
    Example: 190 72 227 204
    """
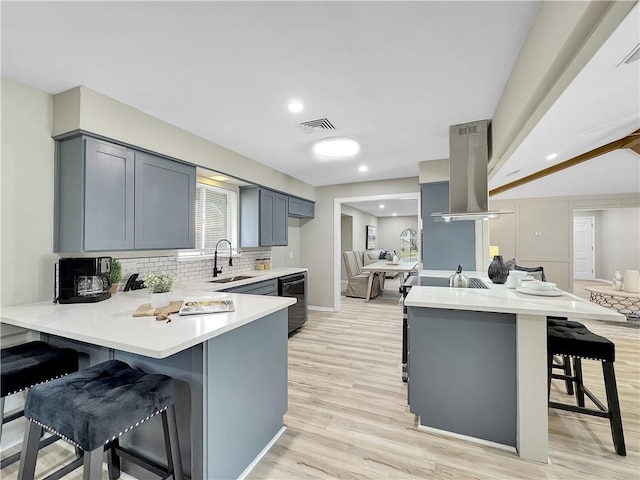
221 278 278 296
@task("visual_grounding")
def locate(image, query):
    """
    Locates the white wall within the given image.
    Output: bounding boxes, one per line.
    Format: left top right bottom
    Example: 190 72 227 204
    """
377 216 418 255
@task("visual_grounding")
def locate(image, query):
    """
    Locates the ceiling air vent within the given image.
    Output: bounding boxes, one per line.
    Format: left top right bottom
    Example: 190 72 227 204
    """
299 117 336 134
618 43 640 66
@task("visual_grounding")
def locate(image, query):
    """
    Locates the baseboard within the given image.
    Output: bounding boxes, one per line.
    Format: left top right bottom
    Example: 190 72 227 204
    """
308 305 336 312
237 426 286 480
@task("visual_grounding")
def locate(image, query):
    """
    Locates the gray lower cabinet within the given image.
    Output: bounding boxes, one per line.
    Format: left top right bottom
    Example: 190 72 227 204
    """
55 135 195 252
240 187 288 247
221 278 278 296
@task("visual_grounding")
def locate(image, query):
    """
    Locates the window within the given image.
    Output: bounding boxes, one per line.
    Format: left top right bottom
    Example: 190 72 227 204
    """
180 183 237 257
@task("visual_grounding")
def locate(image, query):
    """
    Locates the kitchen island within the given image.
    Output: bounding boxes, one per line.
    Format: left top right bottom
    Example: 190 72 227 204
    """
404 271 625 463
0 283 296 479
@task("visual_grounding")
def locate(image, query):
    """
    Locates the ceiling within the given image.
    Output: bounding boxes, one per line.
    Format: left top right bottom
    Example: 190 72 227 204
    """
1 1 637 213
490 3 640 200
343 196 420 218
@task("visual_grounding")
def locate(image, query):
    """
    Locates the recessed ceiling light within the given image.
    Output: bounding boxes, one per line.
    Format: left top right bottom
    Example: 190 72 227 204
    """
546 153 558 161
379 204 385 209
392 213 397 217
288 100 303 113
312 137 360 159
358 165 368 172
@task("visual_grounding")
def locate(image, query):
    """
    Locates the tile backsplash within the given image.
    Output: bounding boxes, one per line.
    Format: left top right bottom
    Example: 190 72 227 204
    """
116 250 271 289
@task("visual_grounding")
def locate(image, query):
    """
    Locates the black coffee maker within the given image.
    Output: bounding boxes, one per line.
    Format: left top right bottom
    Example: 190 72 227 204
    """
57 257 112 304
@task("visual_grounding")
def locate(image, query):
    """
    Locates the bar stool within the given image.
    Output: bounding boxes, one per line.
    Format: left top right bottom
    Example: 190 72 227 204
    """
547 317 626 455
1 341 79 468
17 359 184 480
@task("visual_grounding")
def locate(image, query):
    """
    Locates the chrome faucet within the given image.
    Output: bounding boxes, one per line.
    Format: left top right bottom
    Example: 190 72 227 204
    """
213 239 233 277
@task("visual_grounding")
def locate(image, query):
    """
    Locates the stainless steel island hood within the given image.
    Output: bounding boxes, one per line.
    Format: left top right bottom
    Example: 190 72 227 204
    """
431 119 512 222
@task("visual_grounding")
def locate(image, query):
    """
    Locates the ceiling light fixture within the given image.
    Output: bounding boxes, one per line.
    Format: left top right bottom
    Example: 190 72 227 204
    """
379 204 385 209
312 137 360 159
288 100 303 113
546 153 558 161
209 175 229 182
392 213 397 217
358 165 368 172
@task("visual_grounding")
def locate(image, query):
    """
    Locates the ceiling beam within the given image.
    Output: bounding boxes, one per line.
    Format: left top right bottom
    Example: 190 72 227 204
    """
489 129 640 197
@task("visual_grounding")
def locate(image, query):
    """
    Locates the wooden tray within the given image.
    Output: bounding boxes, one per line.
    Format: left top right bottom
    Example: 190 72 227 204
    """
133 301 183 317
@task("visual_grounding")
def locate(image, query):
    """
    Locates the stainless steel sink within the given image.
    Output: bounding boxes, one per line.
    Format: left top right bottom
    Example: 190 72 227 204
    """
208 275 254 284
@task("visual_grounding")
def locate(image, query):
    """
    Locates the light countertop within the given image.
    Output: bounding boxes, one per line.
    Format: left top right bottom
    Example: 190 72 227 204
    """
405 270 625 322
0 268 305 359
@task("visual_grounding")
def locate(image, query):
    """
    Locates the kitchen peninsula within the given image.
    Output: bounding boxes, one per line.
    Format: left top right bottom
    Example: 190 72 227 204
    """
404 271 625 463
0 280 296 480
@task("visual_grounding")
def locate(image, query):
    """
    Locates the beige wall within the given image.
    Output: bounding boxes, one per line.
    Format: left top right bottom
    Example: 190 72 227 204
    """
271 218 302 268
378 216 419 255
53 86 315 200
1 78 58 307
490 193 640 292
577 208 640 280
301 177 419 309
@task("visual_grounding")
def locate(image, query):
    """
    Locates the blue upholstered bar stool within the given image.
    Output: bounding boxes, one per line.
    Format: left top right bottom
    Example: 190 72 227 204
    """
17 359 184 480
1 341 79 468
547 317 626 456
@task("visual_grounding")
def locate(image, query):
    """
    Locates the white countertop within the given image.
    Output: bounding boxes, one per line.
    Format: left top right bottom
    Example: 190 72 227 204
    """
405 270 625 322
0 268 305 359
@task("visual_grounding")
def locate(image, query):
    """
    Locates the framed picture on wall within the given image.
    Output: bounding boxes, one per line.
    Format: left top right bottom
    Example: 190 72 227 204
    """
366 225 376 250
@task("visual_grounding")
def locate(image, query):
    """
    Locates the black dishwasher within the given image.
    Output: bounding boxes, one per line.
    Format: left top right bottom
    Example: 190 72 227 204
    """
278 273 307 334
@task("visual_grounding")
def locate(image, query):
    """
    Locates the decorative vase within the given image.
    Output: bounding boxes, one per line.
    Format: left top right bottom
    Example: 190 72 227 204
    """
623 269 640 293
488 255 509 284
150 292 170 308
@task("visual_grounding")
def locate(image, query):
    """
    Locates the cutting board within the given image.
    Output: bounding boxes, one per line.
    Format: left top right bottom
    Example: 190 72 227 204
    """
133 301 183 317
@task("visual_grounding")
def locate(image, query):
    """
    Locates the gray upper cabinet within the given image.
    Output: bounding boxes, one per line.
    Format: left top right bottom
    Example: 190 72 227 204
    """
240 187 288 247
288 196 315 219
134 152 195 249
55 135 195 252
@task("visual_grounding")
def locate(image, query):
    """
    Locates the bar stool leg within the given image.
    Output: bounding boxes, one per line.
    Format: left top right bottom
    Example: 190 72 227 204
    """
83 447 104 480
602 361 626 456
562 355 574 395
573 357 585 407
0 397 5 445
162 406 184 480
17 421 42 480
106 439 120 480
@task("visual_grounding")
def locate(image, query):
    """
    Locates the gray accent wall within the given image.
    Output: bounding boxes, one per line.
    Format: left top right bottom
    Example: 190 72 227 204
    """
421 182 475 271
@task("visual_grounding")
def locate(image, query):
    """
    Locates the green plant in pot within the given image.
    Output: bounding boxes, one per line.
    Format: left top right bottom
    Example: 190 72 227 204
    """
143 271 176 308
108 259 122 294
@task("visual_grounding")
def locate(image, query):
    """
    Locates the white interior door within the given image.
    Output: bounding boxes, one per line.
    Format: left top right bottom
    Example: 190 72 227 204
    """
574 216 595 280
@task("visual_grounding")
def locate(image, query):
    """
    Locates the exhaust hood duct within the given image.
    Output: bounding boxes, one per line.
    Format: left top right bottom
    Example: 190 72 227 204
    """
431 119 512 222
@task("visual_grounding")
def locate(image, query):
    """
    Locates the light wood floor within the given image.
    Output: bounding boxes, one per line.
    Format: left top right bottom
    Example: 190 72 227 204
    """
3 278 639 479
